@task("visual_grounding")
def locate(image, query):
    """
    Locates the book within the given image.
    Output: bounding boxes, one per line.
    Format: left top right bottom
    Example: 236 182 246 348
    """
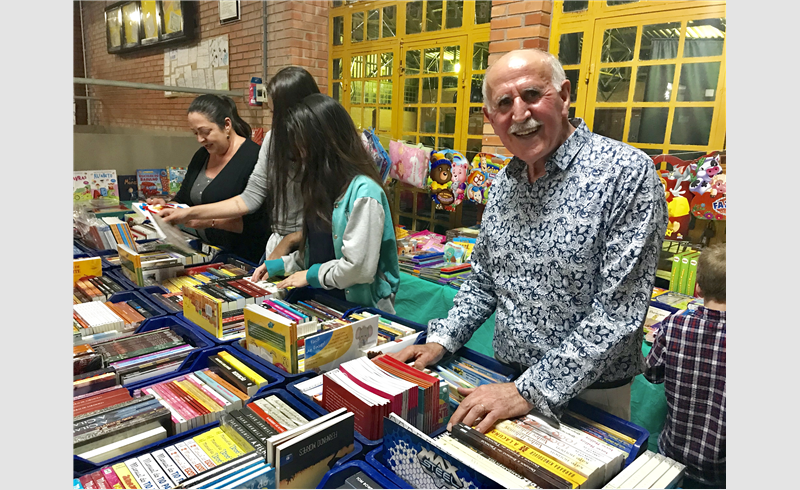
168 167 187 195
75 170 120 204
341 470 384 489
111 462 142 489
76 426 168 464
275 410 355 489
682 252 701 296
244 303 298 374
436 433 538 489
118 174 138 201
136 169 169 200
182 286 224 339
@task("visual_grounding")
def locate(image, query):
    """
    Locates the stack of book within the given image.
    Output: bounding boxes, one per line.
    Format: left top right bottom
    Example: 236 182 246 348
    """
383 408 634 490
73 275 128 303
314 355 446 439
90 327 197 385
130 351 275 433
398 250 445 276
74 385 133 417
602 450 686 489
651 290 703 312
427 354 514 407
102 216 139 252
74 394 173 464
74 367 120 397
182 279 275 342
74 344 104 376
438 263 472 289
446 225 480 242
75 401 355 489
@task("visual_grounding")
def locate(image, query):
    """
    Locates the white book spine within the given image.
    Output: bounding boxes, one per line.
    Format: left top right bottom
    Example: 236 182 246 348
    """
124 457 158 490
637 456 672 489
604 451 655 489
186 438 217 469
152 448 188 486
139 453 173 489
435 434 536 489
651 460 685 489
164 444 198 479
619 452 664 489
175 441 209 475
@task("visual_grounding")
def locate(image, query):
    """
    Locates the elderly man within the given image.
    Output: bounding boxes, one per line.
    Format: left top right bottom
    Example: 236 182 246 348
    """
393 49 667 433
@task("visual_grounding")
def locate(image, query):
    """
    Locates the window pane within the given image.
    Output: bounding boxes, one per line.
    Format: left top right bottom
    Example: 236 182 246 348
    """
565 69 579 102
402 134 418 144
628 107 668 144
634 65 675 102
365 107 377 128
380 52 393 77
420 107 437 133
380 79 393 104
559 32 583 65
439 107 456 134
426 1 443 31
671 107 714 146
593 108 626 141
468 107 483 135
367 9 379 40
398 215 413 228
406 49 420 75
602 26 637 63
607 0 638 5
399 190 413 213
332 82 342 103
406 1 422 35
563 1 589 13
639 22 681 60
668 150 707 160
424 48 440 73
351 12 364 43
677 62 720 101
364 80 378 104
569 106 576 119
640 148 665 156
350 106 363 128
442 76 458 103
473 41 489 70
446 0 463 29
416 193 431 214
351 56 363 78
379 107 392 131
333 0 344 7
366 54 378 78
596 67 632 103
685 18 725 57
404 79 420 104
475 0 491 24
403 108 418 132
471 74 484 103
351 81 363 104
442 45 461 73
333 16 343 45
383 6 396 38
422 77 439 103
332 58 342 80
466 138 483 163
420 135 436 147
439 137 454 151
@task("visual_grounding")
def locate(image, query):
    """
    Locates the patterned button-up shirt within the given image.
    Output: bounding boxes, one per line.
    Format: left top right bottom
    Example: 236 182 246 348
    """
645 307 726 486
427 119 668 419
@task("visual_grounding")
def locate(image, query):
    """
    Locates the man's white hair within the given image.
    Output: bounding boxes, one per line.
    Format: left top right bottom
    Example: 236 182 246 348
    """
482 50 567 114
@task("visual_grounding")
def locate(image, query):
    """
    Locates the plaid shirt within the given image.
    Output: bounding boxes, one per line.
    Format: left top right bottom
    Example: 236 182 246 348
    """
645 306 726 486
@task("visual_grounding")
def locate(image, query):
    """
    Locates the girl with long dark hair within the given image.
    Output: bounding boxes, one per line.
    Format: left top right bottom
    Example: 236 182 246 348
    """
160 67 320 261
259 93 400 312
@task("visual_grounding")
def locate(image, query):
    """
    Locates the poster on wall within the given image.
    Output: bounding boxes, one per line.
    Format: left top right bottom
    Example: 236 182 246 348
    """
163 34 229 97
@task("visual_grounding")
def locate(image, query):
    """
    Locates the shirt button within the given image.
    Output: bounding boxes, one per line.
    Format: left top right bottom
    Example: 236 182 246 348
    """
335 203 339 208
334 235 338 239
346 290 350 294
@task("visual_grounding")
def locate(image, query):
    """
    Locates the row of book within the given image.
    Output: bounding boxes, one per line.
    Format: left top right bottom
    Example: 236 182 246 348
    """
425 353 515 407
75 396 356 489
602 450 685 489
73 298 162 338
381 407 649 490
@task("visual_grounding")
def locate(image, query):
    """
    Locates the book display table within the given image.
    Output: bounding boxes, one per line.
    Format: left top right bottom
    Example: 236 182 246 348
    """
394 271 667 453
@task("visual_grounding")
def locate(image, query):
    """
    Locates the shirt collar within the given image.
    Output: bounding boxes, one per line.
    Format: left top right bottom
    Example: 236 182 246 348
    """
696 305 726 324
507 118 591 181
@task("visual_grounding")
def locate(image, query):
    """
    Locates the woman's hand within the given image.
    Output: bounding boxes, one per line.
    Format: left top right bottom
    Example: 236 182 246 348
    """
159 206 193 225
251 263 268 282
185 219 211 230
146 197 168 206
277 270 309 289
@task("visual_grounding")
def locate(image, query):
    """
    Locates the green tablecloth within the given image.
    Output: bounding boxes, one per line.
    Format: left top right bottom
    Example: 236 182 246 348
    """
394 271 666 452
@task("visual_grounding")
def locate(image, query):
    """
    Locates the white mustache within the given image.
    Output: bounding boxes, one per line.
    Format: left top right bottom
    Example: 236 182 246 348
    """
509 119 542 135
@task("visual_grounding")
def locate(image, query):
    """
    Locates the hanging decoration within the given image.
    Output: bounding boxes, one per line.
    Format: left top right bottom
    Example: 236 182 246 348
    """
427 149 468 211
388 140 431 189
466 152 512 205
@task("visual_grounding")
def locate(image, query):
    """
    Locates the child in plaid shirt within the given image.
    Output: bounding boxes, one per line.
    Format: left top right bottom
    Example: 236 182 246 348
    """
645 243 726 488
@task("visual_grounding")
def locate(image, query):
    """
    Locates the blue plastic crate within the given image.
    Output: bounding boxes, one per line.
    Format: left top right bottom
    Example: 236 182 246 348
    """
347 307 428 337
135 314 218 350
285 286 361 317
108 289 170 319
364 427 447 489
208 252 260 274
74 388 360 479
317 460 399 489
105 268 141 292
566 397 649 467
139 284 183 315
414 332 519 381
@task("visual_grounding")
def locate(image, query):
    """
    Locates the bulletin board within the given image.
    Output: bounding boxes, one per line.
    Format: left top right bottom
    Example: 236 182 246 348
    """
163 34 229 97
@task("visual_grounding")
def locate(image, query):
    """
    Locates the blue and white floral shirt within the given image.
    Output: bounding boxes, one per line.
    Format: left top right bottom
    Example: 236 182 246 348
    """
427 119 668 419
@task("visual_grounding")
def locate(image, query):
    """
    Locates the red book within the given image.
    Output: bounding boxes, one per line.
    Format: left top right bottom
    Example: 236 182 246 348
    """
246 402 286 433
322 373 387 440
339 363 404 420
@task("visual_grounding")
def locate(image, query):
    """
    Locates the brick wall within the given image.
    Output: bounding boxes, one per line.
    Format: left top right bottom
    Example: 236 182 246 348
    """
80 0 328 133
482 0 553 156
74 1 88 125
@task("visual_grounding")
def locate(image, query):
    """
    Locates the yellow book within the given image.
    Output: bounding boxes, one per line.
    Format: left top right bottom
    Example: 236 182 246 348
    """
218 351 268 385
117 243 145 286
175 380 223 414
111 462 142 489
485 429 585 488
244 303 298 374
208 427 246 460
219 423 255 455
183 286 224 339
193 432 226 466
73 257 103 283
563 410 637 444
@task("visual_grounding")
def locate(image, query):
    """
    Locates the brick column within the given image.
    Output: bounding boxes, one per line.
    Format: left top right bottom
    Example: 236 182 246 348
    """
482 0 553 156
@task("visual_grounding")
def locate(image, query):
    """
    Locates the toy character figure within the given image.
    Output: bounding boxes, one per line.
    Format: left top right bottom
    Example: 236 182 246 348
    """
710 174 726 197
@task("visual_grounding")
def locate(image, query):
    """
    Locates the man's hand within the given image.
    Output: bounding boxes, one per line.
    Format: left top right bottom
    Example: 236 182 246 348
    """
390 343 447 371
277 270 309 289
251 263 268 283
159 206 193 225
146 197 168 206
447 382 535 433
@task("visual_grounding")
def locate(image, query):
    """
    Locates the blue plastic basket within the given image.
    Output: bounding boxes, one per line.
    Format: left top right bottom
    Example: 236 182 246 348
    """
135 314 218 350
317 460 398 489
364 427 448 489
108 289 170 319
566 398 649 467
284 286 361 318
346 307 428 337
105 267 141 292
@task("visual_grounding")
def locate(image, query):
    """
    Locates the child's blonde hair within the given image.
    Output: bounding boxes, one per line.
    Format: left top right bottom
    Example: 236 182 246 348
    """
697 243 726 302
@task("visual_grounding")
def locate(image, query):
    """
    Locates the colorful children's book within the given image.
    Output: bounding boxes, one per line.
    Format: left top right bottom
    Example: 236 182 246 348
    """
136 168 169 200
244 304 298 374
168 167 187 195
74 170 120 204
118 174 138 201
